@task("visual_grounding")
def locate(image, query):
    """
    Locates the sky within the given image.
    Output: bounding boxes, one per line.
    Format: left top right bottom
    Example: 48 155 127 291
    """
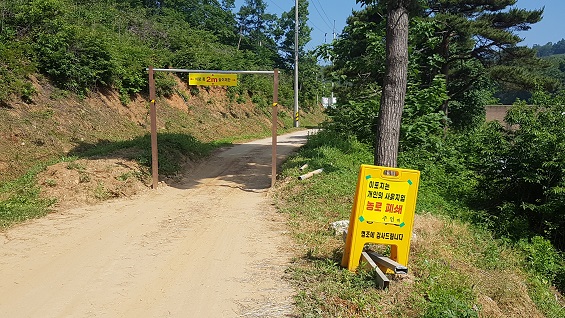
515 0 565 46
234 0 362 50
233 0 565 50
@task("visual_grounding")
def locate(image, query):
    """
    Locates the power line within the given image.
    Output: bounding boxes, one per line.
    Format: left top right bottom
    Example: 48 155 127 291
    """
314 0 334 30
307 19 327 35
265 0 286 12
262 0 331 48
309 0 332 32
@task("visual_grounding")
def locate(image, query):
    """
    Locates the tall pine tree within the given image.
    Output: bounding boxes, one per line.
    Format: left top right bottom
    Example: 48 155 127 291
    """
237 0 277 52
423 0 544 128
275 0 312 69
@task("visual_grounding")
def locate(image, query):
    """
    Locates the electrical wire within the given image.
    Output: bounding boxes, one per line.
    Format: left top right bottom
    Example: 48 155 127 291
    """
314 0 334 30
268 0 329 40
309 1 332 31
265 0 285 12
310 0 333 32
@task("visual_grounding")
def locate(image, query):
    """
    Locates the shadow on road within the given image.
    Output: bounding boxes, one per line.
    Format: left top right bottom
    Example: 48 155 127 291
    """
66 130 316 192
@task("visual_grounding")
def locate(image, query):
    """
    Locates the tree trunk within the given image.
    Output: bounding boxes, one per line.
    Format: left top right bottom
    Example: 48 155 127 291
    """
440 32 450 134
374 0 410 167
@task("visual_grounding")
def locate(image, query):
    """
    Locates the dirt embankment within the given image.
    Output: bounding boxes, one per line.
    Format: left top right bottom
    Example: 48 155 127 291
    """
0 74 299 185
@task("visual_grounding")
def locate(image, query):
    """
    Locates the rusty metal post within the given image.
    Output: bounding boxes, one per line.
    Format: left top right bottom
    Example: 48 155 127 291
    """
148 66 159 189
271 69 279 187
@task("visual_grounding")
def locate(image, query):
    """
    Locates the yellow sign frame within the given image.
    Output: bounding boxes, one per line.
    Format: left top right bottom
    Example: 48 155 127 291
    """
341 164 420 272
189 73 238 86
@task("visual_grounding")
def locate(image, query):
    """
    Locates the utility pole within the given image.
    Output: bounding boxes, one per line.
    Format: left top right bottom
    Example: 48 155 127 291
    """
330 20 335 107
294 0 299 127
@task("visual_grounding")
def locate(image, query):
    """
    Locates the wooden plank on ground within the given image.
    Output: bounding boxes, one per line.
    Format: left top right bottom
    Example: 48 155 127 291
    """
366 251 408 275
361 251 389 289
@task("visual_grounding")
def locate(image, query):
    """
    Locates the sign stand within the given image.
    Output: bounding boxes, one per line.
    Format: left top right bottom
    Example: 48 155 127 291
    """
146 67 279 189
342 164 420 273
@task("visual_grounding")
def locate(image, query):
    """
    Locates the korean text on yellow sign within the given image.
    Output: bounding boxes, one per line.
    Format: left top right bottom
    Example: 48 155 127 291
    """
188 73 238 86
342 164 420 272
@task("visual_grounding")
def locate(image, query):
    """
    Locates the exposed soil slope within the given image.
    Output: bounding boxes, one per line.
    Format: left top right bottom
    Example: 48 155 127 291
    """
0 75 314 183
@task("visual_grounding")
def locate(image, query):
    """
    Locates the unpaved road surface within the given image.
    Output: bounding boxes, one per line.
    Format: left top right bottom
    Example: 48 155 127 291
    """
1 130 315 317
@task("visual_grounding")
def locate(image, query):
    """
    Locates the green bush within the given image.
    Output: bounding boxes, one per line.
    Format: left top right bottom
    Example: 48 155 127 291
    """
519 236 565 291
0 0 303 108
0 37 36 103
34 27 113 95
324 99 379 145
401 75 448 151
154 73 177 97
468 102 565 247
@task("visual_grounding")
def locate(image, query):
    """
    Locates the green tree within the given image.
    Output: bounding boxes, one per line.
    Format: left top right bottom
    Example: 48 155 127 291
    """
237 0 275 48
275 0 312 69
423 0 544 129
0 0 297 107
467 99 565 251
357 0 415 167
160 0 238 45
534 39 565 57
319 5 386 102
220 0 234 11
236 0 278 66
321 3 447 150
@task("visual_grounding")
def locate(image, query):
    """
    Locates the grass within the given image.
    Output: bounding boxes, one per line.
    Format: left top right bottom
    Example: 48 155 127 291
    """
273 130 565 317
0 164 56 228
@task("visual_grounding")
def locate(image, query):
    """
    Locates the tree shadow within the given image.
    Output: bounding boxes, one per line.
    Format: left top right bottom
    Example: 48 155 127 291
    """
303 247 344 266
66 130 313 192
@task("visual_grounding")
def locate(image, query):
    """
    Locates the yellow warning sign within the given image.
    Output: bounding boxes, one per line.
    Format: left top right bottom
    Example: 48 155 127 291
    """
188 73 238 86
363 176 411 225
342 165 420 272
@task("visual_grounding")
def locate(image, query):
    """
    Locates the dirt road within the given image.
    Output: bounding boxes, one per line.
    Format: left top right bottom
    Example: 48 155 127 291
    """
0 130 315 317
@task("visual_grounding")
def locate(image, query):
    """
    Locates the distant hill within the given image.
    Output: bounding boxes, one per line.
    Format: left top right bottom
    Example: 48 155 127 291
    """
533 38 565 57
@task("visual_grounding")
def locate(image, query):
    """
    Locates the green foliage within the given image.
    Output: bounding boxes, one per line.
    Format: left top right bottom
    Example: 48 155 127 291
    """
519 236 564 288
323 8 449 149
401 75 448 150
276 129 564 317
0 41 36 103
527 276 565 318
466 103 565 248
154 73 177 97
0 165 55 228
323 4 386 102
237 0 278 56
0 0 314 110
324 100 379 145
345 1 547 130
533 38 565 57
275 0 312 69
35 27 114 95
323 75 447 152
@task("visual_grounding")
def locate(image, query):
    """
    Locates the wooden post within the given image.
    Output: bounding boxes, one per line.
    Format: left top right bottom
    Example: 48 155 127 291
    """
271 69 279 187
148 66 159 189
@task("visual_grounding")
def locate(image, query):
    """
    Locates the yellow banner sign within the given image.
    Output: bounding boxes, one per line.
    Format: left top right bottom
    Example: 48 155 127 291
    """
188 73 238 86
